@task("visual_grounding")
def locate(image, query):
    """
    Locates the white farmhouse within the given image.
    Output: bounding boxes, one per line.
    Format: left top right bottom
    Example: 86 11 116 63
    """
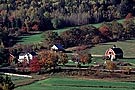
18 52 37 64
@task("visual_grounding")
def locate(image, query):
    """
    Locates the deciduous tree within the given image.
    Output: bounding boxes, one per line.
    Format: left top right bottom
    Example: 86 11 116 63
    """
105 60 117 71
38 51 58 69
58 52 68 65
0 75 15 90
29 57 41 73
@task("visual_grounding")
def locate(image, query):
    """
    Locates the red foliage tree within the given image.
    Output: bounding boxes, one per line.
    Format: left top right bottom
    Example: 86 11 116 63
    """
21 26 28 33
32 24 39 30
99 25 113 40
99 26 110 36
125 13 133 20
29 57 41 73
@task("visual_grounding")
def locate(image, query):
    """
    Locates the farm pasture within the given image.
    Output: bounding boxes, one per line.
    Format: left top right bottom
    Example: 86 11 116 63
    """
17 33 43 44
15 77 135 90
11 76 33 86
89 40 135 58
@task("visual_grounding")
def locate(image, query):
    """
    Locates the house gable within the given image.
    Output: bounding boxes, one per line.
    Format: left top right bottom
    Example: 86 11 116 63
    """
51 45 58 50
51 44 65 51
105 47 123 60
105 48 115 55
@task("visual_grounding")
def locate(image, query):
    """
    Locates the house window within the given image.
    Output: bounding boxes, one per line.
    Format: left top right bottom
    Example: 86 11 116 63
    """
109 52 112 54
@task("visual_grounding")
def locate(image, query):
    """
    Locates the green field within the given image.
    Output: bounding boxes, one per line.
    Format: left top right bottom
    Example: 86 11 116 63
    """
85 39 135 65
65 39 135 66
15 77 135 90
11 76 33 85
89 40 135 57
17 33 43 44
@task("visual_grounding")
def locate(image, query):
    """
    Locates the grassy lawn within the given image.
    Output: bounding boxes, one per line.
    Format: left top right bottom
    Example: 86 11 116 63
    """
15 77 135 90
83 39 135 66
89 40 135 58
11 76 32 85
17 33 44 44
67 56 135 66
65 39 135 65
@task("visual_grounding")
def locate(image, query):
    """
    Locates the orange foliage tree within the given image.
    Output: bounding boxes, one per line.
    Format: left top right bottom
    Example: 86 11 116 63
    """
99 25 111 36
72 52 92 66
99 24 113 41
80 53 92 65
38 51 58 69
57 52 68 65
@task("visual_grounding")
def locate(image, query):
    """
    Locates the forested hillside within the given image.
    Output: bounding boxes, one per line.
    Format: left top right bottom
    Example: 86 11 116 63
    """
0 0 134 47
0 0 134 31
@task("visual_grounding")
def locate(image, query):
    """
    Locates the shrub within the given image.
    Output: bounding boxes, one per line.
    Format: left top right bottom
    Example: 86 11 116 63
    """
0 75 15 90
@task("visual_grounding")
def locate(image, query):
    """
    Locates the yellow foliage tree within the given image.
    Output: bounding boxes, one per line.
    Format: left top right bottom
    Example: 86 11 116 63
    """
58 52 68 65
105 60 117 71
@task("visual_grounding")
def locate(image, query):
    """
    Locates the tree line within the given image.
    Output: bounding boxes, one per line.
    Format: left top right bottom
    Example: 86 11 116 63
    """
44 18 135 48
0 0 134 47
0 0 134 31
0 17 134 51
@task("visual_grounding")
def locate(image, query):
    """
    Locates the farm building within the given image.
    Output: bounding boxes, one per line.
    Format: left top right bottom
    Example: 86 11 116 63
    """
18 52 37 63
51 44 65 51
105 46 123 60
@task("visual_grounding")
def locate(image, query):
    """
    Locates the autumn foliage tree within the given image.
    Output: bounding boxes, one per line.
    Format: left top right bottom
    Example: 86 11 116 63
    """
60 26 100 47
99 24 113 41
105 60 117 71
43 31 62 48
38 51 58 69
123 19 135 38
91 36 102 44
99 25 111 36
125 13 133 20
72 52 92 67
80 53 92 65
57 52 68 65
0 75 15 90
110 21 124 40
29 57 41 73
32 24 39 31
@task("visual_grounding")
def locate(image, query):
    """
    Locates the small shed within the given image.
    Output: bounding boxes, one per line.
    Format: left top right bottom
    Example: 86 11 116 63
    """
105 47 123 60
51 44 65 51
